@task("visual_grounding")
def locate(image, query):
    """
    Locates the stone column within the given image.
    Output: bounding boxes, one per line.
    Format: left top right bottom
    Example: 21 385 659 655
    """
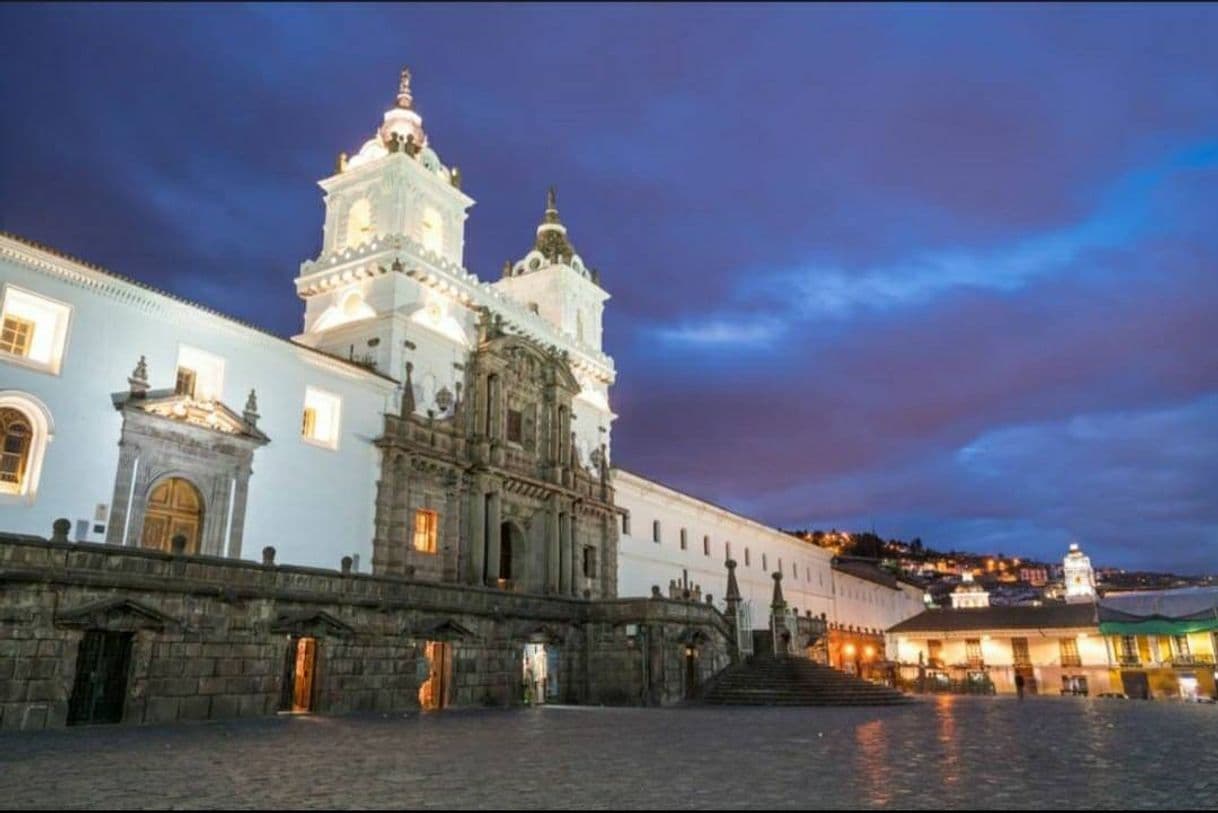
568 511 580 597
485 490 502 585
545 496 560 593
467 482 485 585
226 468 252 560
558 511 571 595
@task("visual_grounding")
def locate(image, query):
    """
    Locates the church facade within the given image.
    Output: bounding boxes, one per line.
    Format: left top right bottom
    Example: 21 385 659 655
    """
0 70 921 728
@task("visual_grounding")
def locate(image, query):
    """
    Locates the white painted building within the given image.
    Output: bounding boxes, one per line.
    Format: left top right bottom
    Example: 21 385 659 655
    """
0 67 923 634
614 469 925 631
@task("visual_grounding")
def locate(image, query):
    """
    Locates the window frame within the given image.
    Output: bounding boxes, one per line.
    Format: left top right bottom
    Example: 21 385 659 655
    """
0 392 53 503
0 285 74 376
300 386 343 451
412 508 439 554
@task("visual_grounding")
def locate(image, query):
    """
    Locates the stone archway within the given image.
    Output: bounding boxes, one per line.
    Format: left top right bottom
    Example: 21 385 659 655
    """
140 477 204 554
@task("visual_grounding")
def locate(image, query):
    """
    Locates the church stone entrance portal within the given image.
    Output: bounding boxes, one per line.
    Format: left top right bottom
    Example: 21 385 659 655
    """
67 630 133 725
140 477 203 553
523 643 559 705
279 636 317 713
419 641 452 710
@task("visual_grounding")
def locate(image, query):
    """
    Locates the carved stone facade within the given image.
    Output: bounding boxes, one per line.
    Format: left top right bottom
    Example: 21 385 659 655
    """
373 313 618 600
104 386 268 558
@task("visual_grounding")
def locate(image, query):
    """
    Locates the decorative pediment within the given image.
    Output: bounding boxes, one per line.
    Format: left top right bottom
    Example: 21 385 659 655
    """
270 610 355 637
113 389 270 443
409 617 477 641
55 598 179 631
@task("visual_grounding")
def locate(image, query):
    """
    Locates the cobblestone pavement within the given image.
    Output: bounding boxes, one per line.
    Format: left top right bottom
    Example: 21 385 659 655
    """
2 696 1216 809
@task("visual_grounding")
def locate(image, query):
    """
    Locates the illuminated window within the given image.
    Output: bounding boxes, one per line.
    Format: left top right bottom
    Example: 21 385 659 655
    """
301 387 342 449
652 520 661 544
0 408 32 491
1011 637 1031 666
175 367 197 398
1172 634 1190 658
176 346 225 402
0 394 52 499
1059 637 1080 667
301 406 317 438
345 198 373 248
965 639 983 667
680 528 687 551
0 315 34 357
927 640 943 667
506 409 523 444
0 286 72 375
413 509 438 554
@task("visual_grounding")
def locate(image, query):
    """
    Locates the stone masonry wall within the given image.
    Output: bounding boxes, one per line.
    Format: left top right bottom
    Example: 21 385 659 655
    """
0 531 733 730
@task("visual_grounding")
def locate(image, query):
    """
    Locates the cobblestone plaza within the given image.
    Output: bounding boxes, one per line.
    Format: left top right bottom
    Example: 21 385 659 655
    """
3 697 1215 809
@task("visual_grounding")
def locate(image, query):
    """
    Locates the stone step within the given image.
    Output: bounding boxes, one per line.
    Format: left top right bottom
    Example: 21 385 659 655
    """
698 656 911 707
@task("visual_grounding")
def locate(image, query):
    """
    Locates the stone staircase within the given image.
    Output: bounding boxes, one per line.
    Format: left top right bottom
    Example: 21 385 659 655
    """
699 654 913 706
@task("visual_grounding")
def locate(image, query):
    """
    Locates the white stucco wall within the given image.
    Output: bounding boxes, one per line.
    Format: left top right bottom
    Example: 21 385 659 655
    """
612 468 924 631
0 236 395 570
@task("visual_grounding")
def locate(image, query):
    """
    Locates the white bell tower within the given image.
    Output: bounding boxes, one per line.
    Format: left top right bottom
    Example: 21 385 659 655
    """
294 68 479 416
1062 543 1097 603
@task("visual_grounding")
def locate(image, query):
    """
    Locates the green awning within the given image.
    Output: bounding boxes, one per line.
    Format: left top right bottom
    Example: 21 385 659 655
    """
1099 618 1218 636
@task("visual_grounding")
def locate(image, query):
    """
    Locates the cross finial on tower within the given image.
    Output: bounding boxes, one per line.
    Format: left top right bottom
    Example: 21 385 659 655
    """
547 185 557 211
396 66 413 109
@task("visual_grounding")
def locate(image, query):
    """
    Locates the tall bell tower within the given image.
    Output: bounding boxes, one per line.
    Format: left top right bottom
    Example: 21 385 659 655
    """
294 69 478 417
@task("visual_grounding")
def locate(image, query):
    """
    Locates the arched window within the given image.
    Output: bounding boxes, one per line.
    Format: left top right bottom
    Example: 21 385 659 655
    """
0 408 32 492
345 198 373 248
0 393 52 500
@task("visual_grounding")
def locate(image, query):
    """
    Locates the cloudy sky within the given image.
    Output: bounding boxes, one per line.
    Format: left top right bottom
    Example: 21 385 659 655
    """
2 4 1215 573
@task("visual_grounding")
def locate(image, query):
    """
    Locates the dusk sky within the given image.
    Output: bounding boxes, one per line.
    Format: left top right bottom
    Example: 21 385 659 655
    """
2 4 1216 574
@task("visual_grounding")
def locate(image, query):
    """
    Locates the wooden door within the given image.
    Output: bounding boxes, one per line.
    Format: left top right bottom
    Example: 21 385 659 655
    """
418 641 450 710
292 637 316 712
141 477 203 553
67 631 133 725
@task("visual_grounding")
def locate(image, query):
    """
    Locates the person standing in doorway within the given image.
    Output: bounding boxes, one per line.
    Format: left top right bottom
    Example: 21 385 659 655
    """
1014 672 1026 700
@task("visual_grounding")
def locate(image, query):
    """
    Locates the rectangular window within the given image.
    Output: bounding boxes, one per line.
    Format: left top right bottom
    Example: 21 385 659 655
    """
0 315 34 357
583 546 596 578
621 513 630 536
1172 634 1190 658
652 520 661 544
0 285 72 375
744 548 751 567
680 528 687 551
762 553 768 572
175 367 197 398
412 509 438 554
703 535 710 556
1012 637 1031 666
301 387 342 449
506 408 523 443
176 345 225 402
928 639 943 667
1120 635 1138 664
965 639 983 667
1059 637 1081 667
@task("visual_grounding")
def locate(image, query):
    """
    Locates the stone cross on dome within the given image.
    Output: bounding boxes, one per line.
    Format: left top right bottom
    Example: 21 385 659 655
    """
396 67 413 110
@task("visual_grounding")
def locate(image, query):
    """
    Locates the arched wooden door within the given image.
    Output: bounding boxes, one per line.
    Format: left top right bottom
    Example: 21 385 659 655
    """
141 477 203 553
